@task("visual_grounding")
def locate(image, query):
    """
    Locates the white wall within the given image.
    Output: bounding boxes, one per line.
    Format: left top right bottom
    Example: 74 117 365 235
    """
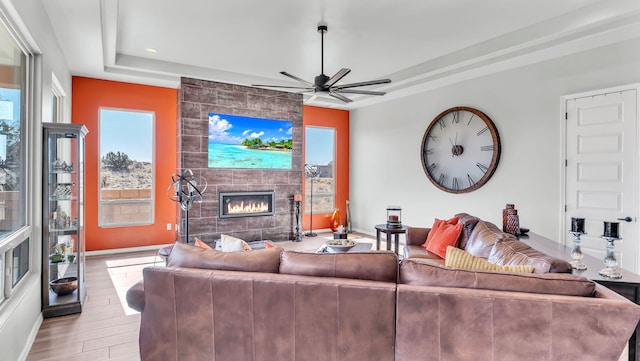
0 0 72 360
350 38 640 243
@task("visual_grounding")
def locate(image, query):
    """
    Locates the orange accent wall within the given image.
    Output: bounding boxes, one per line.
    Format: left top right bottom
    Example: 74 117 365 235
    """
302 105 350 230
72 77 177 251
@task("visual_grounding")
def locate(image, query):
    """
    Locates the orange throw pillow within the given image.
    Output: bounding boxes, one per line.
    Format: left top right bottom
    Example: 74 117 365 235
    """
423 219 444 248
426 222 463 258
193 237 213 250
422 216 460 249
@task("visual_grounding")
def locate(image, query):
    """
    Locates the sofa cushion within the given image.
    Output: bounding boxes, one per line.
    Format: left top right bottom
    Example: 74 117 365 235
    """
406 227 431 247
426 222 463 258
488 238 572 273
454 213 481 249
465 221 516 258
399 258 595 297
280 251 398 283
445 246 534 273
167 242 282 273
403 244 444 262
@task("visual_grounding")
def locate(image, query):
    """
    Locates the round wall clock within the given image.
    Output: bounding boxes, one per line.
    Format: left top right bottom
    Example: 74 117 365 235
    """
420 106 501 193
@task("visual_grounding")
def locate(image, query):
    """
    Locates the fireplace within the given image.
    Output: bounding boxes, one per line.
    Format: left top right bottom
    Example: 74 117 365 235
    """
219 191 275 218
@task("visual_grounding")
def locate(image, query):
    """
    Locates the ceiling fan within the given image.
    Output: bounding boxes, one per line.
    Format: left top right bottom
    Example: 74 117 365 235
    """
252 24 391 103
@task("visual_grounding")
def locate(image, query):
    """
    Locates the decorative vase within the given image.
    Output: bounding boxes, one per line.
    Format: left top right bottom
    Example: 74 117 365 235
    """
345 200 352 233
330 208 341 232
506 209 520 235
503 204 515 232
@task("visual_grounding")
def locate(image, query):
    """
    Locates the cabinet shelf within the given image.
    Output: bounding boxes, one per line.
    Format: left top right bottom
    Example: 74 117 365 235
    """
42 123 88 319
48 228 78 235
49 197 78 202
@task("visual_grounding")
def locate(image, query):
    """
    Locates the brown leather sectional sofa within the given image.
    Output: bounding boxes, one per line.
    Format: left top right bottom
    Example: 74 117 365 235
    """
404 213 574 273
128 216 640 361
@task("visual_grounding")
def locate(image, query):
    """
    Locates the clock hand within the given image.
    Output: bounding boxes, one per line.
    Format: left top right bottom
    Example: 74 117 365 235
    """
451 132 462 157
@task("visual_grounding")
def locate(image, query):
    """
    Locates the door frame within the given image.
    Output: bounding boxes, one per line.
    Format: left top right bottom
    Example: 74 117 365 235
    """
560 83 640 254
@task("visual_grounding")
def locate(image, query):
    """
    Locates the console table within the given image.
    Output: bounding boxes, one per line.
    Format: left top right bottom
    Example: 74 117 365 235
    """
522 232 640 361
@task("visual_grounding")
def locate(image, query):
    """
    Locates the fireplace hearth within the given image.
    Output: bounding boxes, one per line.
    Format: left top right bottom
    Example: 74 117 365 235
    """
219 191 275 218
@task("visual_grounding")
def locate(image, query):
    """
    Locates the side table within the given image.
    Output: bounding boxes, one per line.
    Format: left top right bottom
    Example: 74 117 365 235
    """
375 224 408 255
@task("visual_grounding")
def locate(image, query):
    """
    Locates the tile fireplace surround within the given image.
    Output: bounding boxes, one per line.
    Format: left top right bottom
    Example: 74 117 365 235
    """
177 77 303 243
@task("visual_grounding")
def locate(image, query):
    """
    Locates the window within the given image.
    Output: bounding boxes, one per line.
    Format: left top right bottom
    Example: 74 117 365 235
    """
99 109 154 227
11 238 28 286
0 15 32 300
304 126 335 214
51 73 64 123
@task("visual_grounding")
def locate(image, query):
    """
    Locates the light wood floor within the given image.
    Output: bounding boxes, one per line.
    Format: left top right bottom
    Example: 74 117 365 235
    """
26 232 387 361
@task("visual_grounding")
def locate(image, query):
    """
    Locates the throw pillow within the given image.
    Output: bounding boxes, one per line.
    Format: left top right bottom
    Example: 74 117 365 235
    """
422 216 460 249
193 237 213 250
445 246 534 273
454 213 480 249
425 222 463 258
220 234 252 252
464 221 516 258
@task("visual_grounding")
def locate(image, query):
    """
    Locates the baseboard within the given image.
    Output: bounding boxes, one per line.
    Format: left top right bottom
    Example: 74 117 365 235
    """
85 243 173 256
350 227 375 238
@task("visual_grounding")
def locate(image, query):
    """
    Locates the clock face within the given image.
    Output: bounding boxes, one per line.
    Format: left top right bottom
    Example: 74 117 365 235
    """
421 106 501 193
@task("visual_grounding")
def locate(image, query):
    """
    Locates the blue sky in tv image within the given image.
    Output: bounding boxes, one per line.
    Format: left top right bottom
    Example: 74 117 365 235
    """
208 112 293 169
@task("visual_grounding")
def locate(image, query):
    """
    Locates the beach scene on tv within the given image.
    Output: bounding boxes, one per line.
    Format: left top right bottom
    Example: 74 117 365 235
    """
208 112 293 169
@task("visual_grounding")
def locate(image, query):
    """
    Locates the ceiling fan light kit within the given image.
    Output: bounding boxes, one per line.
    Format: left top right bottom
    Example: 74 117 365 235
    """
252 24 391 103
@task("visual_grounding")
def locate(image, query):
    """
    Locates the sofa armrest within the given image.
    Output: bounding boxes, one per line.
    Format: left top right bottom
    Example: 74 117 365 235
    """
395 284 640 361
406 227 430 246
126 280 145 312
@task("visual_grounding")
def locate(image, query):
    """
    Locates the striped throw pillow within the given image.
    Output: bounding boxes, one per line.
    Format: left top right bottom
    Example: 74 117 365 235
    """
445 246 534 273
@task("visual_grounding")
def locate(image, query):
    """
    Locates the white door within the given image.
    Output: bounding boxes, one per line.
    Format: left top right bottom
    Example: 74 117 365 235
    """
565 88 638 273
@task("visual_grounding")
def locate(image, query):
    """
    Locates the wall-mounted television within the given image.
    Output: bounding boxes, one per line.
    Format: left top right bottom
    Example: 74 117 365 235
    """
208 112 293 169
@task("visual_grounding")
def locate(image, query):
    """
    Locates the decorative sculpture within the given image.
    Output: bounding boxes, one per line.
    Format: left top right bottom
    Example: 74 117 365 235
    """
167 169 207 243
304 163 319 237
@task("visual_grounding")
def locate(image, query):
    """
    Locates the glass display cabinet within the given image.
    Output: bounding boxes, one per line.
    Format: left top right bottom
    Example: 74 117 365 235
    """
42 123 88 318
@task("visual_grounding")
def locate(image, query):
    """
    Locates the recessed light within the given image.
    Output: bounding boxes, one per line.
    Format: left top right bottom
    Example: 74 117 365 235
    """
145 48 158 53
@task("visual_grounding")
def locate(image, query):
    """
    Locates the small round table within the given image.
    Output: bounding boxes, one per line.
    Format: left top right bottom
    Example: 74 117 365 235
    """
375 224 408 255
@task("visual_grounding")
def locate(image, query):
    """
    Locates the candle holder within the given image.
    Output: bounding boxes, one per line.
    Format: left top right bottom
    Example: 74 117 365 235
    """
386 206 402 228
294 195 302 242
569 231 587 270
599 236 622 279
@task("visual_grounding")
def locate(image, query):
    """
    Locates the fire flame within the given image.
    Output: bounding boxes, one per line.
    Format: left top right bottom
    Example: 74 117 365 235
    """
227 201 269 214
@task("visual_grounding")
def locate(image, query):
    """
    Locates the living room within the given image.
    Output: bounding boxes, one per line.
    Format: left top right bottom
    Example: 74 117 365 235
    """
2 0 640 360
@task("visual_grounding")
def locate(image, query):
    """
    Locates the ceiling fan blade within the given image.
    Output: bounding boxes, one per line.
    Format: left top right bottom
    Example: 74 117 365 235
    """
329 91 353 103
324 68 351 87
337 89 386 96
252 84 314 90
305 94 318 104
334 78 391 90
280 71 314 87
